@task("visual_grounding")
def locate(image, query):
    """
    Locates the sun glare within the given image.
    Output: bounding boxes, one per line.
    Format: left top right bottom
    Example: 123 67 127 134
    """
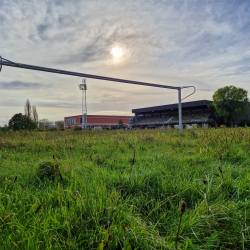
111 47 122 58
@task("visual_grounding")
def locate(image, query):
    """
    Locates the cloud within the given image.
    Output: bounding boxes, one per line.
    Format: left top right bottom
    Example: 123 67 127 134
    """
0 14 4 24
37 23 50 40
0 81 47 90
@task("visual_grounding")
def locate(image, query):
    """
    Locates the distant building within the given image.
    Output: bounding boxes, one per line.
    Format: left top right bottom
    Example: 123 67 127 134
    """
132 100 213 128
64 115 134 129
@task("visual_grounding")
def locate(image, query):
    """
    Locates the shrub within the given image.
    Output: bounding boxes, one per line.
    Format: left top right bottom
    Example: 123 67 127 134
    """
35 161 60 180
220 125 227 128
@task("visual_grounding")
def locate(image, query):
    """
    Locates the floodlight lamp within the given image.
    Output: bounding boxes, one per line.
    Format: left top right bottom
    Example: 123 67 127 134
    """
79 84 87 90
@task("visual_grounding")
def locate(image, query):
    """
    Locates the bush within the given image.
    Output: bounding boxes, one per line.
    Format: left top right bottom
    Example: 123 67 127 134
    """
0 125 9 132
35 161 61 180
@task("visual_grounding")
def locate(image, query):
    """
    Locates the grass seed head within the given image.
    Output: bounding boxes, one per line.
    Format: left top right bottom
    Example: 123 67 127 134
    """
59 171 63 181
107 234 111 241
218 166 223 174
35 204 42 214
180 201 186 213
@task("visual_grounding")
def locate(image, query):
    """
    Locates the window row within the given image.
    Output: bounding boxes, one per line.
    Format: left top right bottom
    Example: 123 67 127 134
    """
66 118 75 125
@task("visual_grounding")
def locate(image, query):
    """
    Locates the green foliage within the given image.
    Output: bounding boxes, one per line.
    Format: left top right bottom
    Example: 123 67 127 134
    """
8 113 37 131
118 119 127 129
35 161 60 180
0 124 9 132
239 118 250 127
208 102 224 126
56 121 64 130
212 85 249 126
1 128 250 249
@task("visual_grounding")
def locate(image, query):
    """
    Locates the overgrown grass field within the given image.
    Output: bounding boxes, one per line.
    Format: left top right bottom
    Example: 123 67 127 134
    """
1 128 250 249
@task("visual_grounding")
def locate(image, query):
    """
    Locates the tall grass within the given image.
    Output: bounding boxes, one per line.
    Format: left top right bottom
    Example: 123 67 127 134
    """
1 128 250 249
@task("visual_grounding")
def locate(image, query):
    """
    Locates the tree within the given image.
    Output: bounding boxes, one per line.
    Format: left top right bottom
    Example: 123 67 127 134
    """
56 121 64 130
24 99 38 124
9 113 37 131
118 119 127 129
32 105 38 124
38 118 53 130
24 99 32 119
208 103 225 126
212 85 249 127
118 119 124 126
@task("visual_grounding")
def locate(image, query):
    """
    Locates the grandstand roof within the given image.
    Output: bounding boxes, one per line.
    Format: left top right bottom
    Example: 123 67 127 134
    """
132 100 212 114
133 113 213 126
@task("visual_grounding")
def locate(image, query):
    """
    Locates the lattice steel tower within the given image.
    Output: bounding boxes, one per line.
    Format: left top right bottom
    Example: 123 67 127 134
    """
78 79 87 129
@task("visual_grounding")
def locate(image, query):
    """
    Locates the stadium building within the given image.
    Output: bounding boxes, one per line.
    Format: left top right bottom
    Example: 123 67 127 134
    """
132 100 213 128
64 115 134 129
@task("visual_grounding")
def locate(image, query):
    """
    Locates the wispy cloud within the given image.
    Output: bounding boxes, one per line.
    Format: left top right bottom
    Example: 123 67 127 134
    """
0 81 46 90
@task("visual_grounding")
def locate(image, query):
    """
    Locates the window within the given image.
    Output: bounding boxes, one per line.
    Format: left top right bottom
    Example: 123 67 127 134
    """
129 118 133 124
80 118 82 123
66 118 75 125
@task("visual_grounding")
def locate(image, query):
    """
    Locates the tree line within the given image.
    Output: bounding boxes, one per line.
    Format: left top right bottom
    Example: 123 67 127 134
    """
6 99 62 131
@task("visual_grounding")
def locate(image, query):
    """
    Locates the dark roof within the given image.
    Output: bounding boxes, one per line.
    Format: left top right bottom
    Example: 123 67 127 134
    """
133 113 213 126
132 100 212 114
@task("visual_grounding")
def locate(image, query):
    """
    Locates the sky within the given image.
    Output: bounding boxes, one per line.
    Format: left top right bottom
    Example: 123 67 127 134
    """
1 0 250 125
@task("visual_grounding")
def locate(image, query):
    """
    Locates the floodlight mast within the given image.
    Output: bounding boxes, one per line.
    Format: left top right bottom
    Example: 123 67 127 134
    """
78 79 87 130
0 56 196 134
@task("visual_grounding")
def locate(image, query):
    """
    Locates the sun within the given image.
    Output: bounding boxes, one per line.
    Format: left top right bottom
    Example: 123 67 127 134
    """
111 47 122 58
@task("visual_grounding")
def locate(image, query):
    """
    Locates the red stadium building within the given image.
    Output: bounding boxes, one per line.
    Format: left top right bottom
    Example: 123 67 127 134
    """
64 115 134 129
